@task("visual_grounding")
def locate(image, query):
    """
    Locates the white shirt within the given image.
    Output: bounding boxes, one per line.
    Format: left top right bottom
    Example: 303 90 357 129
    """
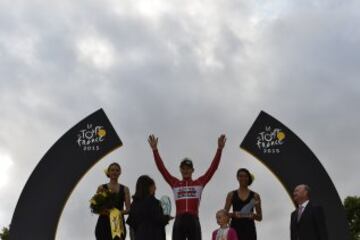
299 200 309 210
297 200 309 221
216 227 229 240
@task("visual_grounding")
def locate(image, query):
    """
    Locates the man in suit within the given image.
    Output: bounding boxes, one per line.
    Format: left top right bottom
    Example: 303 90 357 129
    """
290 184 328 240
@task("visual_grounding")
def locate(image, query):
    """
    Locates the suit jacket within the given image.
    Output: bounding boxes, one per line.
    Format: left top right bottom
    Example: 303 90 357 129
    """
290 202 328 240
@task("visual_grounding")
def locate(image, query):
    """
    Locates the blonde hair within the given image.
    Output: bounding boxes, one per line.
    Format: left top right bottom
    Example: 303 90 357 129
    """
216 209 230 219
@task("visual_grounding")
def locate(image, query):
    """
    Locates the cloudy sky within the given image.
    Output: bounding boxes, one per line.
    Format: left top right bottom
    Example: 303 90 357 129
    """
1 0 359 239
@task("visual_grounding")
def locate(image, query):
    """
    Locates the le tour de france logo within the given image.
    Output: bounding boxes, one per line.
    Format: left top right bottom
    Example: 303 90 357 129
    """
256 126 286 154
77 124 107 151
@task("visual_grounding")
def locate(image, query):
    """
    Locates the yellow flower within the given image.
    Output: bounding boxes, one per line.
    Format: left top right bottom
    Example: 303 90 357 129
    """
251 174 255 181
90 199 97 205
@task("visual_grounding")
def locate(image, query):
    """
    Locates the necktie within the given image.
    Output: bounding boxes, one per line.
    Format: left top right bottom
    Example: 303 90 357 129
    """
297 205 304 222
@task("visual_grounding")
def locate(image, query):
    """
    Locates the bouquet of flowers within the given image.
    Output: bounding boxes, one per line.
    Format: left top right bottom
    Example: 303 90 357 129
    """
89 187 117 214
90 187 125 239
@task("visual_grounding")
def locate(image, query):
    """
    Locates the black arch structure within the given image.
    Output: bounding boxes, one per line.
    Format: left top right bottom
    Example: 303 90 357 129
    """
10 109 122 240
240 111 350 240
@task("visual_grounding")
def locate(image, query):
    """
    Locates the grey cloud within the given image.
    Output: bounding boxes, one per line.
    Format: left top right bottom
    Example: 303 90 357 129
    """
1 0 359 239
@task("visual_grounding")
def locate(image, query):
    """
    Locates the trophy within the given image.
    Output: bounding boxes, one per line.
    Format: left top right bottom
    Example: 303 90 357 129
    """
160 195 172 215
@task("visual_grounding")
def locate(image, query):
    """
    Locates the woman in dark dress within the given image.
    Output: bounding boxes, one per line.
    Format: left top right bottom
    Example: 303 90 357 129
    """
126 175 172 240
224 168 262 240
95 162 131 240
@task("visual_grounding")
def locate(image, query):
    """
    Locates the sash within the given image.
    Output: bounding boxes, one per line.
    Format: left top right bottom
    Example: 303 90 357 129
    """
109 208 124 239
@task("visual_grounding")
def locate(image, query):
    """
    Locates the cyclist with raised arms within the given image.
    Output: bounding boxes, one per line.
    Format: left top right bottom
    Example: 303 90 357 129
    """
148 134 226 240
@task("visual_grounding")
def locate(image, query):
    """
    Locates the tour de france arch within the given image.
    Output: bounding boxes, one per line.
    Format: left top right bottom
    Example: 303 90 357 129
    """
10 109 350 239
10 109 123 239
240 111 350 240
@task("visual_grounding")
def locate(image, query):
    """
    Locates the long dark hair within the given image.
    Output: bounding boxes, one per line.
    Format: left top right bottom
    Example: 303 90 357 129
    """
133 175 155 200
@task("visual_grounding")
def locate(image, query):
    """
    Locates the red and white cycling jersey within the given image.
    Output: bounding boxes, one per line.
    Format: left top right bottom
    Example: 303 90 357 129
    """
152 149 222 216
